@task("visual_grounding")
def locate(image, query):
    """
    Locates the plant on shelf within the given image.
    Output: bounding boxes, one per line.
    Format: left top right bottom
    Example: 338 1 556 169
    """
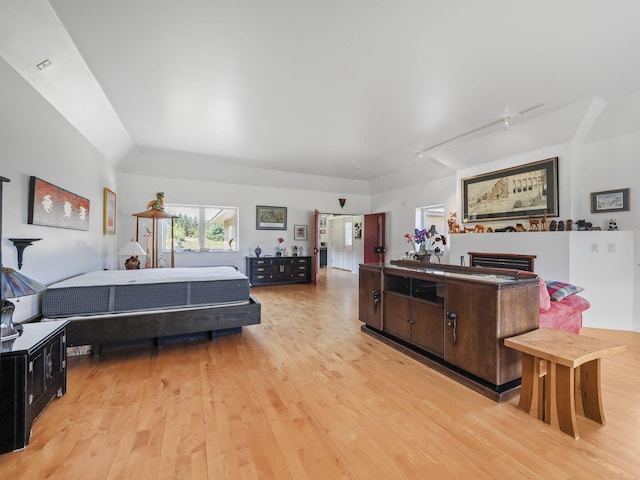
404 226 447 262
275 237 285 256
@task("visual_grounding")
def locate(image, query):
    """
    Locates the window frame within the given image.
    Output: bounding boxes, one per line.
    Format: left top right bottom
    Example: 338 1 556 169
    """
162 203 239 253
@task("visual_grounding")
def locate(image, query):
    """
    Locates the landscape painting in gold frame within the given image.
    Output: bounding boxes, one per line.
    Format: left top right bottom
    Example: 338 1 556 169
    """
462 157 559 222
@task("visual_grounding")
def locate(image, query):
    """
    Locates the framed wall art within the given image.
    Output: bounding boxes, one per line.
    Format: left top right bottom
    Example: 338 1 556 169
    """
294 224 308 240
590 188 629 213
462 157 559 222
103 188 116 235
28 176 90 231
256 205 287 230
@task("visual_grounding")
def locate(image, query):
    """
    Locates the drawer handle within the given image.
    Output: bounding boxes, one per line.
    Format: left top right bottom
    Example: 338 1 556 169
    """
446 311 457 344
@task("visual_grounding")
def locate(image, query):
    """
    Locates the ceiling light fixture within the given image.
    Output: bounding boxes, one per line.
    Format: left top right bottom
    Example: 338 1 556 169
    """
36 59 52 70
414 103 544 157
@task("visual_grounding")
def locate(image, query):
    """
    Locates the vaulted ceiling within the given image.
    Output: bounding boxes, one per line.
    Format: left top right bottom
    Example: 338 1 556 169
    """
2 1 640 189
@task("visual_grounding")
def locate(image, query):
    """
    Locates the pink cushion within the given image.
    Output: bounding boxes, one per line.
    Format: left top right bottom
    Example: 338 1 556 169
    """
538 276 551 312
539 294 590 333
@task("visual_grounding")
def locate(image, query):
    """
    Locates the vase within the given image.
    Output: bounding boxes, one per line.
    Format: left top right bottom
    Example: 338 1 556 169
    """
414 253 429 263
255 245 262 257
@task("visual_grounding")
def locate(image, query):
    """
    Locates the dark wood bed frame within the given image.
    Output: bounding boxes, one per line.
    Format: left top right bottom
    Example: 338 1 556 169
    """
65 295 261 354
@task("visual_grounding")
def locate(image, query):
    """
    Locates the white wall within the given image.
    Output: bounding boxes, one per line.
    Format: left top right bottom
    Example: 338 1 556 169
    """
116 173 371 274
371 175 457 262
0 58 118 322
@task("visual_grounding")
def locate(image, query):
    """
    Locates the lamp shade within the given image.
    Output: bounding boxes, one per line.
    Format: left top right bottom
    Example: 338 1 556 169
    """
118 240 146 257
1 267 47 300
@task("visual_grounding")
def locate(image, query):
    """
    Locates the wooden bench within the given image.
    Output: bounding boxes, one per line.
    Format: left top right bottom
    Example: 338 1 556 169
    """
505 328 626 438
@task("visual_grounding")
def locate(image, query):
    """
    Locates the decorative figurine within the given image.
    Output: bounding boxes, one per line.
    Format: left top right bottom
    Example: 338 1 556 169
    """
448 212 460 234
608 219 619 231
576 219 593 231
146 191 165 211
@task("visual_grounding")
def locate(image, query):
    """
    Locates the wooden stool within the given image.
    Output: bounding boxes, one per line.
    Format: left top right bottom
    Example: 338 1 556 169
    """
505 328 626 438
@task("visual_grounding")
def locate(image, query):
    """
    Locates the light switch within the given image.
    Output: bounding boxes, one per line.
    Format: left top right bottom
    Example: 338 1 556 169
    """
607 243 617 253
591 242 600 253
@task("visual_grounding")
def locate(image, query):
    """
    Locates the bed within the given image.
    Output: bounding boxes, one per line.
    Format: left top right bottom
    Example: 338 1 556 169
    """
42 266 260 353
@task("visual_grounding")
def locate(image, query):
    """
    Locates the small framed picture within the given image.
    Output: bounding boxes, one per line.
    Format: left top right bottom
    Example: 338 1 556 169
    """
103 188 116 235
590 188 630 213
294 224 308 241
256 205 287 230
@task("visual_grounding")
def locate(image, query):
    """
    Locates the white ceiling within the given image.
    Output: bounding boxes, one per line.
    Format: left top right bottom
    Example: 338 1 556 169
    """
2 0 640 186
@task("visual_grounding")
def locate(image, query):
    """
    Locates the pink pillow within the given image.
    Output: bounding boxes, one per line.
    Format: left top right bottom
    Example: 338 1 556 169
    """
538 276 551 312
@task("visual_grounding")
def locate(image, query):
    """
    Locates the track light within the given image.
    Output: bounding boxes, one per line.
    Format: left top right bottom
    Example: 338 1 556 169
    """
414 103 544 157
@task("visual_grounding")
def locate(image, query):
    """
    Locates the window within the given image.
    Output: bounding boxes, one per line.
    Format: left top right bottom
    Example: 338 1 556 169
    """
417 204 445 234
162 204 239 252
345 221 353 247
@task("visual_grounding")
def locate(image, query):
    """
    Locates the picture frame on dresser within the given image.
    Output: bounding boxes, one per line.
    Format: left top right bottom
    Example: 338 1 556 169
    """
590 188 629 213
462 157 558 222
256 205 287 230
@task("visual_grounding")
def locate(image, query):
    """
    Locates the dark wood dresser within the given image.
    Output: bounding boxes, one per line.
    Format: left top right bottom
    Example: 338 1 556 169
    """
246 256 312 286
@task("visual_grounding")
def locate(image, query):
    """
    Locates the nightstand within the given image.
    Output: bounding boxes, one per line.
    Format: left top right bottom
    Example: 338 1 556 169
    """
0 320 68 453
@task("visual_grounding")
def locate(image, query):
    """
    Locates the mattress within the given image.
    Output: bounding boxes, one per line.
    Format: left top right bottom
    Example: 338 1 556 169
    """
42 266 250 318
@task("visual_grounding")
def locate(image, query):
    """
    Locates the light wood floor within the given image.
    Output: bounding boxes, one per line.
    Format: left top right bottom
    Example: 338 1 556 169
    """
1 268 639 479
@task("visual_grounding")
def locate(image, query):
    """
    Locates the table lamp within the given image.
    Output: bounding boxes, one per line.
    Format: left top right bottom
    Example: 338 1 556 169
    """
1 267 47 342
118 240 146 269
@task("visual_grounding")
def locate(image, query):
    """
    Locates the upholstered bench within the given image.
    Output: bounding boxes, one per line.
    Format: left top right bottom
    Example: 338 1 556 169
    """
536 277 590 333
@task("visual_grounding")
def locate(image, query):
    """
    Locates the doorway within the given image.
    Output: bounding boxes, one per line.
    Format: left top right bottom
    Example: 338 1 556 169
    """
318 213 363 274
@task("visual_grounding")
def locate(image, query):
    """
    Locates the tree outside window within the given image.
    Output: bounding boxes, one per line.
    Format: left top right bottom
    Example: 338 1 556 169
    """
163 204 239 252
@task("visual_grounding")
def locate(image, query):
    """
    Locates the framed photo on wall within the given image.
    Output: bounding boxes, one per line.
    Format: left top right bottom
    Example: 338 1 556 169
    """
591 188 629 213
462 157 559 222
294 224 308 240
103 188 116 235
256 205 287 230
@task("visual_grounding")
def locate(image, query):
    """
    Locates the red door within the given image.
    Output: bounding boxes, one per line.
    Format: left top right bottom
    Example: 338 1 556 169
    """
363 212 386 264
313 209 320 284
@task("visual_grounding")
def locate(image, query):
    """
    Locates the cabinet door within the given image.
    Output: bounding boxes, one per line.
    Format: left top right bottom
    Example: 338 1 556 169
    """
383 292 411 342
411 299 445 356
272 258 293 280
444 281 498 383
359 267 382 329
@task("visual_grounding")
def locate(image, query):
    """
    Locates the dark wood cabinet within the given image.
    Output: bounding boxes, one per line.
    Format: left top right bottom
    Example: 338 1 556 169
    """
358 264 382 330
383 292 412 341
0 320 68 453
382 273 445 356
359 262 539 401
246 256 312 286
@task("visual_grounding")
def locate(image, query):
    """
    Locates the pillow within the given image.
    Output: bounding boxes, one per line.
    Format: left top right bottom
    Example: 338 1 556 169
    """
546 280 584 301
538 276 551 311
